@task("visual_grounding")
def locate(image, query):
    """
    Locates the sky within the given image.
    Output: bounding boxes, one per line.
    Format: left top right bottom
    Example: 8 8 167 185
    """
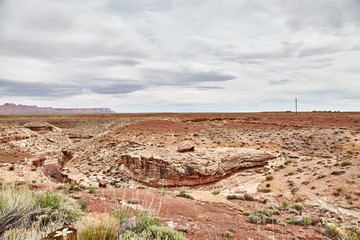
0 0 359 112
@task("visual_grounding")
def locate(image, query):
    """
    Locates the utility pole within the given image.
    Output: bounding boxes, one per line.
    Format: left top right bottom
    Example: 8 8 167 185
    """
295 98 298 114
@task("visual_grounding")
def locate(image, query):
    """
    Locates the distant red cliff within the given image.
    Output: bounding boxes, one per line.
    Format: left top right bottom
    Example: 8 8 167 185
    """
0 103 115 114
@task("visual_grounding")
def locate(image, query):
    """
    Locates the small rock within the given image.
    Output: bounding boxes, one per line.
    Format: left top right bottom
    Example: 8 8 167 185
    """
177 141 195 153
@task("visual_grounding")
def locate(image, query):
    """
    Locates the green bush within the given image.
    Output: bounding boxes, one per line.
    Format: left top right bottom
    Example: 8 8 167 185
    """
112 207 129 224
244 194 254 201
222 230 234 238
135 210 161 232
325 223 341 238
120 227 187 240
324 223 360 240
37 191 61 210
79 200 88 211
246 208 277 225
212 188 221 195
301 215 315 226
226 195 244 200
178 226 190 233
291 203 303 212
288 215 316 227
147 225 187 240
0 187 83 238
176 189 194 200
79 225 116 240
119 210 187 240
88 187 96 194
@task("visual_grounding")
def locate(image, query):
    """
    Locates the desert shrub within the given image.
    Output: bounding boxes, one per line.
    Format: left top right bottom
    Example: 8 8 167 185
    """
341 161 352 167
244 194 254 201
222 230 234 238
37 191 61 210
176 189 194 200
333 187 343 196
134 210 161 232
301 215 315 226
88 187 96 194
75 213 119 238
79 225 116 240
0 188 37 236
146 225 187 240
127 199 139 204
288 215 316 227
331 170 346 176
0 187 82 238
226 195 244 200
291 203 303 212
325 223 341 238
178 226 190 233
212 188 221 195
284 160 293 165
246 208 277 225
266 236 276 240
324 223 360 240
118 211 187 240
112 207 129 224
64 184 80 194
266 175 274 181
79 200 88 211
120 226 187 240
119 230 152 240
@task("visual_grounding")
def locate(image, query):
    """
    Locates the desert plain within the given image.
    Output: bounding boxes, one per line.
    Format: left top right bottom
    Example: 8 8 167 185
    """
0 112 359 239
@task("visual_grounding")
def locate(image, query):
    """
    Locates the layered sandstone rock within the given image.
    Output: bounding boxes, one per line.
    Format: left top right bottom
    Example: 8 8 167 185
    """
119 146 276 187
24 122 55 132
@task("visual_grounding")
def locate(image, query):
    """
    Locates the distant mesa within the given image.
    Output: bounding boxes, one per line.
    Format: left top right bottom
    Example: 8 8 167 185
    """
0 103 115 114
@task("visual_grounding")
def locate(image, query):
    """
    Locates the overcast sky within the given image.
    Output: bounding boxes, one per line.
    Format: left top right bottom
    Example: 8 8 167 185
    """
0 0 359 112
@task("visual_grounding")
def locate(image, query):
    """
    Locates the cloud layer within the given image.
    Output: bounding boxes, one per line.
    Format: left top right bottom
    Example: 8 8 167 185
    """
0 0 359 112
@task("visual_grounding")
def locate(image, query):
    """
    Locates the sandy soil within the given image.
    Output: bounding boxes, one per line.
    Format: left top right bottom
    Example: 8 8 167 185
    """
0 112 359 239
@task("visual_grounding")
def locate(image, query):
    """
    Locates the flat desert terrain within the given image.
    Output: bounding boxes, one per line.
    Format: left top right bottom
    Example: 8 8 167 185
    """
0 112 359 239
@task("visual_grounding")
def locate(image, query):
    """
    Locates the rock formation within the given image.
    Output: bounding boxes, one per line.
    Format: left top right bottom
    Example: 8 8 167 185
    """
0 103 114 114
119 146 276 187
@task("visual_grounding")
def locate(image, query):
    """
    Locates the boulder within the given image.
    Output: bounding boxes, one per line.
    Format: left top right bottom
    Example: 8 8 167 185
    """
177 141 195 153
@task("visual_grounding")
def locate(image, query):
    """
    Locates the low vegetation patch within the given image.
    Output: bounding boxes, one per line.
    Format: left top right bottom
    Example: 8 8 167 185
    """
176 189 194 200
324 222 360 240
266 175 274 181
246 208 278 225
222 230 234 239
288 215 317 227
340 161 352 167
212 188 221 195
226 194 244 200
0 187 82 239
80 225 116 240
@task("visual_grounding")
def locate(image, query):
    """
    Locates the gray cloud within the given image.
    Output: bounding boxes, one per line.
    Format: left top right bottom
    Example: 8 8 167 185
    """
0 78 78 97
196 86 224 91
141 70 236 86
88 78 145 94
269 79 291 85
0 0 359 112
0 78 144 97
